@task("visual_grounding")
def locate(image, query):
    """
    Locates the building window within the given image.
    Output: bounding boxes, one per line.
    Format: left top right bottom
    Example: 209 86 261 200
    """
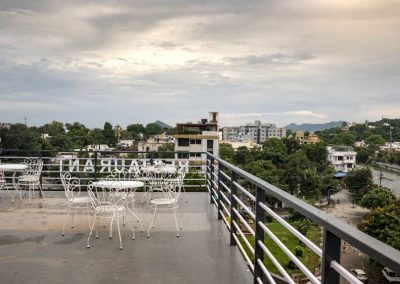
207 140 214 149
190 153 201 157
190 139 201 144
177 152 189 159
178 139 190 147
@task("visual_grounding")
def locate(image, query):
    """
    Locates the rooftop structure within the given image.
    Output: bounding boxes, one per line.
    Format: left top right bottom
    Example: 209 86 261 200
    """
174 112 219 171
327 145 357 173
222 120 286 144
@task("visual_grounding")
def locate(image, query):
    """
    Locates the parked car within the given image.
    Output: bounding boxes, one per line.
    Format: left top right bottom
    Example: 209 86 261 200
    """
382 267 400 283
350 269 368 283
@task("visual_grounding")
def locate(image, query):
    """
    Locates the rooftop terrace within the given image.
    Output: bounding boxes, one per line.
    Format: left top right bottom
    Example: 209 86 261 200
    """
0 191 252 284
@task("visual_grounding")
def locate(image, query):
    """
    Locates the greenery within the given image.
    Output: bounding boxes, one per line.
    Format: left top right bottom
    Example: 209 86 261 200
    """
343 167 373 196
359 203 400 250
360 187 396 209
240 221 321 276
0 120 171 151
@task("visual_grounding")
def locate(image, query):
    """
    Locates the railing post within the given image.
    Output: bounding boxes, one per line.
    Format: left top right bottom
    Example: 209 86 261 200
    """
321 229 341 284
217 163 223 220
230 171 238 246
209 156 215 204
254 186 266 283
94 151 98 182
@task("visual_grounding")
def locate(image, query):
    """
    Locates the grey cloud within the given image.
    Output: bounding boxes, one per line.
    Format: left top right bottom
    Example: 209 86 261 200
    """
224 53 316 66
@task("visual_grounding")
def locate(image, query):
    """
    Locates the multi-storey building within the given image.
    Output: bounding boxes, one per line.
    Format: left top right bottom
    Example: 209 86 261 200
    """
222 120 286 144
175 112 219 171
327 146 357 173
294 131 320 145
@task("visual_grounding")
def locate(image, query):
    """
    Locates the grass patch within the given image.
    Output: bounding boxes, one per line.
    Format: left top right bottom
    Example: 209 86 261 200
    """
238 221 321 278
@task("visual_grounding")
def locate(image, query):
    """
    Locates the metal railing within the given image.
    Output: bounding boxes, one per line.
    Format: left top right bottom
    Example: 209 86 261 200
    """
206 152 400 284
0 149 206 191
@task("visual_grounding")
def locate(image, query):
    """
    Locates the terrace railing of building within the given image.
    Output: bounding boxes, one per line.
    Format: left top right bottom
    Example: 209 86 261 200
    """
1 149 400 283
205 152 400 284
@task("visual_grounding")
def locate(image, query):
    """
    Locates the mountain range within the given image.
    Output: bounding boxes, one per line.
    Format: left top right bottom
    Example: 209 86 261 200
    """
154 120 172 129
285 121 346 132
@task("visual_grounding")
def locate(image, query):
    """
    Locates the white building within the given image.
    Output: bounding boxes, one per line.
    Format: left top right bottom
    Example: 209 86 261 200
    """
174 112 219 172
327 146 357 173
222 120 286 144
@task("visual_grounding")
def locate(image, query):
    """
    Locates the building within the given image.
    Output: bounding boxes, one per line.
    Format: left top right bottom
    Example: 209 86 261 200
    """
174 112 219 171
327 146 357 173
294 131 320 145
222 120 286 144
220 141 260 150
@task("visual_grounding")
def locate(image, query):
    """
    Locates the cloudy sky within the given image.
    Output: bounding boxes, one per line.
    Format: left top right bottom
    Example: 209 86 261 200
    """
0 0 399 128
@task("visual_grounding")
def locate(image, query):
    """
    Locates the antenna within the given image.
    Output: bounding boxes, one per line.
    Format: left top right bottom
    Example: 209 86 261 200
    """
24 117 27 125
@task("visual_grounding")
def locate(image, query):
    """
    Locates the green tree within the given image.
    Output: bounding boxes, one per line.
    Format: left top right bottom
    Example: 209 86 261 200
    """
359 203 400 250
320 166 339 196
0 124 41 151
360 187 396 209
234 146 253 165
39 120 65 136
220 143 235 163
282 137 301 154
365 134 385 152
356 147 370 164
262 138 288 165
282 152 319 197
302 142 328 173
127 123 145 140
145 123 163 137
102 122 115 146
87 128 105 145
344 167 373 196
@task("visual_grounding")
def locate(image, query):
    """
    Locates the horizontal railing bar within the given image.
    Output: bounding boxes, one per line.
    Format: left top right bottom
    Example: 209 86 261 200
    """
212 171 218 179
233 181 256 202
233 220 254 255
220 190 231 206
219 210 231 231
232 208 255 236
330 261 363 284
257 240 296 284
256 258 277 284
206 185 211 194
212 180 218 189
219 180 232 194
233 195 256 220
220 170 231 181
220 200 231 217
258 202 322 257
257 277 263 284
207 152 400 273
211 196 218 207
233 233 254 272
258 221 320 284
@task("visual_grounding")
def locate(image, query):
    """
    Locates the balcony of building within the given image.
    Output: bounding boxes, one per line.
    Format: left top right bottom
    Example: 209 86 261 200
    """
0 149 399 284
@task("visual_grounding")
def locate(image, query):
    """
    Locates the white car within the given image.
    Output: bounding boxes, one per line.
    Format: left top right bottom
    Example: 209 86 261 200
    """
350 269 368 283
382 267 400 283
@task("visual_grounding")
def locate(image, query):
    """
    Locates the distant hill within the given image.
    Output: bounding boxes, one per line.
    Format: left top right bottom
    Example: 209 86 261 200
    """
154 120 172 129
285 121 346 132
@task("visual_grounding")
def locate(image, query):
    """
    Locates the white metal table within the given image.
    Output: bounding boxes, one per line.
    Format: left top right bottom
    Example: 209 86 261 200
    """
0 163 28 203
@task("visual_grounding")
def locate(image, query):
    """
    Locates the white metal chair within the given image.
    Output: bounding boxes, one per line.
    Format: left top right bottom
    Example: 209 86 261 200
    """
147 167 184 238
18 158 45 201
60 172 92 236
86 181 135 250
106 169 144 232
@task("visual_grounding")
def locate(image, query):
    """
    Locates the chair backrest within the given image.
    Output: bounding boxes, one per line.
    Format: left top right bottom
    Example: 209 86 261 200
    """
168 166 185 201
106 168 132 181
60 172 80 202
87 181 126 211
22 158 43 177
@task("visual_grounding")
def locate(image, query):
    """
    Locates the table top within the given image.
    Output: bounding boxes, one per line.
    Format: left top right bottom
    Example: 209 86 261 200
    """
92 180 144 189
0 164 28 171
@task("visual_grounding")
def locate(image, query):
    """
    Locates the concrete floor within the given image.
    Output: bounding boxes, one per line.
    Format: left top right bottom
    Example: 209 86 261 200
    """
0 191 252 284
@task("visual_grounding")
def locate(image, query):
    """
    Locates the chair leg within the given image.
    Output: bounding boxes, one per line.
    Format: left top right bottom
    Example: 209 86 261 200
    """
124 213 136 240
71 208 75 228
87 214 97 248
147 205 157 238
173 206 180 237
109 215 114 239
116 215 122 250
62 205 71 236
38 183 45 200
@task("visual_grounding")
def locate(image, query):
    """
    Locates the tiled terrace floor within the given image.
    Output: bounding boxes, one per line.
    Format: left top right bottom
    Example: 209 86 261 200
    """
0 191 252 284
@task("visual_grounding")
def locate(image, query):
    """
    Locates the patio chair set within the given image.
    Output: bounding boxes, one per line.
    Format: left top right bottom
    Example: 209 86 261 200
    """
0 158 45 203
60 165 186 250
